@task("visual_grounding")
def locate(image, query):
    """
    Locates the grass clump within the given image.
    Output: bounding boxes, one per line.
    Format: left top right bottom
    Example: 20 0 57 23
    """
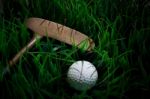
0 0 150 99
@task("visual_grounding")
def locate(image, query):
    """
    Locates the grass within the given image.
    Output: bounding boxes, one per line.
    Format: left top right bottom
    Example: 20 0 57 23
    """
0 0 150 99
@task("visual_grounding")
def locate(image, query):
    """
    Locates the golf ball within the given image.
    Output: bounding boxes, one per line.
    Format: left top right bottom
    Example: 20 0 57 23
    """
67 60 98 91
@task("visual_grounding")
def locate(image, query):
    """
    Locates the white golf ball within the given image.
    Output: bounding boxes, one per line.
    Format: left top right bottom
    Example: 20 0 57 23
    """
67 60 98 91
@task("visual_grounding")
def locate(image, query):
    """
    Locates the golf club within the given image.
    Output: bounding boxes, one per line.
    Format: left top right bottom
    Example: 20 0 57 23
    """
3 17 95 75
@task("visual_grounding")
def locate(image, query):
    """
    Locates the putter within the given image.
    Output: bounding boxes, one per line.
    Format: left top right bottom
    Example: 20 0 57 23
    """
3 17 95 75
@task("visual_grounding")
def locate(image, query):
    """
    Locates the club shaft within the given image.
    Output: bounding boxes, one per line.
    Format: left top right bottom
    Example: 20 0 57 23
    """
9 34 42 66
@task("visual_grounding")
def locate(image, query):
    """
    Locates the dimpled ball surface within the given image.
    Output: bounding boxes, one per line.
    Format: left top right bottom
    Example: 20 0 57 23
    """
67 60 98 91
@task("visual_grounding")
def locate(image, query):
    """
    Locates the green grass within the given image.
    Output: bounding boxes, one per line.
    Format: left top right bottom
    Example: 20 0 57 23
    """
0 0 150 99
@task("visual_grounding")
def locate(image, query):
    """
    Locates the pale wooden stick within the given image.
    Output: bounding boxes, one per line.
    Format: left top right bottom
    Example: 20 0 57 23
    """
9 34 42 66
3 34 42 75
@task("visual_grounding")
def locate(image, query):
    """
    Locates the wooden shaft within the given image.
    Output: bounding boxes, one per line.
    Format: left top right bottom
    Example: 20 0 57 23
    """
9 34 42 66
